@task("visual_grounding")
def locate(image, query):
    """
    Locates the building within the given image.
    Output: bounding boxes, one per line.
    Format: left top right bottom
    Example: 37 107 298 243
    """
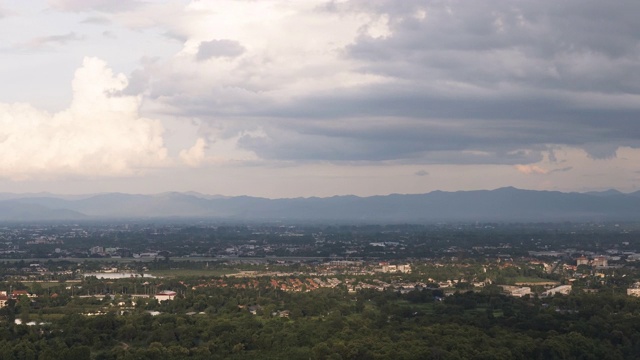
154 290 177 301
89 246 104 255
379 263 412 274
542 285 572 297
576 256 589 266
500 285 532 297
11 290 36 299
627 282 640 297
592 256 608 267
627 288 640 297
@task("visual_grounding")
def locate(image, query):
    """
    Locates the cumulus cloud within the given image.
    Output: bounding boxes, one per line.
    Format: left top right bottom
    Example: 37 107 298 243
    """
180 138 207 167
0 57 167 180
91 0 640 168
133 0 391 111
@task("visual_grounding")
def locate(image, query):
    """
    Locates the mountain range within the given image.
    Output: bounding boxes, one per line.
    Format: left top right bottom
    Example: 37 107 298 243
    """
0 187 639 222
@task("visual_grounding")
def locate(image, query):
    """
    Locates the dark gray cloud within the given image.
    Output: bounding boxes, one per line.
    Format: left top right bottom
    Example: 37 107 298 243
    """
197 40 245 61
149 0 640 165
344 0 640 94
122 57 161 96
235 117 546 165
550 167 573 174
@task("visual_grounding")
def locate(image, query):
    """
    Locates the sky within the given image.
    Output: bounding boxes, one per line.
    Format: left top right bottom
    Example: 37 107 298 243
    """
0 0 639 198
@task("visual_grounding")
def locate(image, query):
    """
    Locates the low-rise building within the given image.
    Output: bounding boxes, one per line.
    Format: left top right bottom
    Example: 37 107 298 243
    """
627 288 640 297
576 256 589 266
542 285 572 297
592 256 608 267
154 290 177 301
379 263 411 274
12 290 36 299
627 282 640 297
500 285 532 297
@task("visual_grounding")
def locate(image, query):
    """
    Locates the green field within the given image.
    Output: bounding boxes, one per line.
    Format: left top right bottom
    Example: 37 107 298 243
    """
148 268 235 278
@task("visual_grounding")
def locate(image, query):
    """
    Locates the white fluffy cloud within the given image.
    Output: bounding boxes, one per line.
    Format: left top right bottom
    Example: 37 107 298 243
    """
179 138 206 167
10 0 640 195
131 0 392 114
0 57 167 180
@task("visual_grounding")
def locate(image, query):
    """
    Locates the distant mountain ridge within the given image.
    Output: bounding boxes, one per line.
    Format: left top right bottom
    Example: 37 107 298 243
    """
1 187 640 222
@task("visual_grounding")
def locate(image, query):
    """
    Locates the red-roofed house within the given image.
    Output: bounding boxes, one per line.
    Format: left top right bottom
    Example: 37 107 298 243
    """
12 290 36 299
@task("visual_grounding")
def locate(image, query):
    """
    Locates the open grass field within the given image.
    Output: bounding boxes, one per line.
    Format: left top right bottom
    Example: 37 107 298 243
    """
148 268 235 278
26 281 71 291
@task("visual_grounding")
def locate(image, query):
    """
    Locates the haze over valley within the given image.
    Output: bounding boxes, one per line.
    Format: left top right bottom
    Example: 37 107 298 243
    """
0 187 639 222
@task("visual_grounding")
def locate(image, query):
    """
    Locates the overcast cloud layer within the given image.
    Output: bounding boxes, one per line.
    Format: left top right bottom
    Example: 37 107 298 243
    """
0 0 638 197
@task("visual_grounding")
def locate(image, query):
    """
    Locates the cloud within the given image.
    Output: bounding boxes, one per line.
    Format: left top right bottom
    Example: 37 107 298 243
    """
549 166 573 173
102 31 116 39
80 16 112 25
583 143 619 159
48 0 144 13
105 0 640 167
180 138 207 167
0 57 167 180
414 170 429 176
515 165 548 175
25 32 83 49
515 164 574 175
0 6 10 19
197 39 246 61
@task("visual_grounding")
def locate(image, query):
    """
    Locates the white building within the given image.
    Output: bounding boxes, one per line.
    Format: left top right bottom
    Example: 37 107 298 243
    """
542 285 572 297
627 288 640 297
154 290 177 301
379 264 411 274
500 286 532 297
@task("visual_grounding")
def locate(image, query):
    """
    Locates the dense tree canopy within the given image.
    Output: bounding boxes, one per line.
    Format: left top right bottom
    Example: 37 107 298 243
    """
0 285 639 359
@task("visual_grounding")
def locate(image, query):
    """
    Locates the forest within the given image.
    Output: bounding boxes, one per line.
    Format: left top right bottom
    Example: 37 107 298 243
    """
1 283 640 359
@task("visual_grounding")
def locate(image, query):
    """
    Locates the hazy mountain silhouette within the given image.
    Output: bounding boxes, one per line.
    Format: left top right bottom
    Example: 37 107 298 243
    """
1 187 639 222
0 201 86 221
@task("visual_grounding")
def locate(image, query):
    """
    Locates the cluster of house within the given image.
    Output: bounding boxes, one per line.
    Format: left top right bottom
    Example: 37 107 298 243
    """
192 277 342 292
113 290 177 302
89 246 154 258
378 263 412 274
0 289 178 308
0 290 36 307
500 284 573 298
